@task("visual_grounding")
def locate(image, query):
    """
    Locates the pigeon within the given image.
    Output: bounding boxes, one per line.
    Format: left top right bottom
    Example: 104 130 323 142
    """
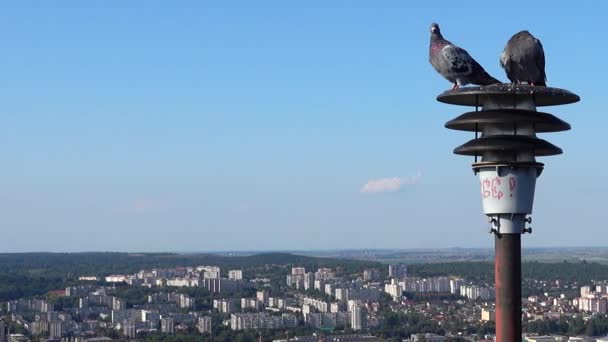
429 23 501 90
500 30 546 86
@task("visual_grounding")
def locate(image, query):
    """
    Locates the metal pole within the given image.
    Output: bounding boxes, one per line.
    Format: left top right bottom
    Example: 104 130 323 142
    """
495 233 521 342
438 84 579 342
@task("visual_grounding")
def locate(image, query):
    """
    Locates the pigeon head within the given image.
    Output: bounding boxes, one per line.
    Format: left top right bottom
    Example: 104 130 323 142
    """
430 23 442 39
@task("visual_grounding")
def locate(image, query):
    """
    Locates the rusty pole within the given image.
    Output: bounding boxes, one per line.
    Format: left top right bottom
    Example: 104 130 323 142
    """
495 233 521 341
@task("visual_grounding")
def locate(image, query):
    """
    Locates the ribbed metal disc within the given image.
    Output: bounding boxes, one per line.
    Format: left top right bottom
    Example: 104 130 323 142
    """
454 135 562 156
437 84 580 107
445 109 571 133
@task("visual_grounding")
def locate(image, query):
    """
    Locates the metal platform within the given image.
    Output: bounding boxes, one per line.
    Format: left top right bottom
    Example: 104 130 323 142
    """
445 109 571 133
454 135 562 156
436 84 580 107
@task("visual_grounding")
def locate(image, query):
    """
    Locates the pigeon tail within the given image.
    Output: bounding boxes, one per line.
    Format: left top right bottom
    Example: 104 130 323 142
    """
473 72 501 86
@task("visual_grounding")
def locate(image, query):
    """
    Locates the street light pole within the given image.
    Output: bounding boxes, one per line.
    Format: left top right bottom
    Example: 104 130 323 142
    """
438 84 579 341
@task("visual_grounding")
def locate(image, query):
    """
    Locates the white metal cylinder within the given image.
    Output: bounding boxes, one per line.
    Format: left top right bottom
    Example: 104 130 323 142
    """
477 165 540 215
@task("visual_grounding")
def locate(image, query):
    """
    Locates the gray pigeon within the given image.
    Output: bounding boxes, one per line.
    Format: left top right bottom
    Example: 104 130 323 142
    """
429 23 501 90
500 30 546 86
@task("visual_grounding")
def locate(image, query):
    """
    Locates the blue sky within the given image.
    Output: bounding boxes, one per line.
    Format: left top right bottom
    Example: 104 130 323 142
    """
0 1 604 252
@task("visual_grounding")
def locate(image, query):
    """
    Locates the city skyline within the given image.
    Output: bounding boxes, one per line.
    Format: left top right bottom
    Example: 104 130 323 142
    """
0 1 605 252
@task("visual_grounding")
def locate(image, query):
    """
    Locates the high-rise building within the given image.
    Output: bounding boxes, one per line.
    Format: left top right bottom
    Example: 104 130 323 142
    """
161 317 175 334
335 288 349 302
388 264 407 279
49 322 63 339
123 319 136 339
384 283 403 301
0 320 6 342
287 267 306 289
197 266 221 279
459 285 495 300
304 272 315 290
305 312 349 329
581 286 591 297
241 298 262 311
450 278 465 294
433 277 450 292
578 296 608 313
363 269 380 282
349 302 363 331
302 297 329 313
197 266 221 274
481 309 496 322
286 274 305 289
203 271 220 279
112 297 126 310
214 299 235 313
230 312 297 331
198 316 212 334
315 268 334 281
256 290 268 304
401 277 460 294
29 321 48 336
47 311 59 322
291 267 306 275
228 270 243 280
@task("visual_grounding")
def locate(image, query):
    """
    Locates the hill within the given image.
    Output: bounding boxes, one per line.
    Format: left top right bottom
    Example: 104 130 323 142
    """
0 252 381 301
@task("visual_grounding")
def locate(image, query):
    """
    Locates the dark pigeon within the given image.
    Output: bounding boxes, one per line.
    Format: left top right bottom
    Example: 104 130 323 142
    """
429 23 501 90
500 30 546 86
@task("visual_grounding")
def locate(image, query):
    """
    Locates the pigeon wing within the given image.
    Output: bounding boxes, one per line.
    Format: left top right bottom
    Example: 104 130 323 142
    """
534 38 547 84
441 44 474 77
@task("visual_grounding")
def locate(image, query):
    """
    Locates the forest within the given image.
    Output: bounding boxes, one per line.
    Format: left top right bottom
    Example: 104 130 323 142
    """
408 260 608 284
2 252 608 302
0 252 379 301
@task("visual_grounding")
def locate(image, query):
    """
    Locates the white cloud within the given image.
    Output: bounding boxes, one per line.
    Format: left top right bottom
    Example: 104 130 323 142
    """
360 171 422 194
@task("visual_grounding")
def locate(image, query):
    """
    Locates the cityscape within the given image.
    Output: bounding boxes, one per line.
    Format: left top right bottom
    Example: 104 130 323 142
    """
1 252 608 341
1 1 607 342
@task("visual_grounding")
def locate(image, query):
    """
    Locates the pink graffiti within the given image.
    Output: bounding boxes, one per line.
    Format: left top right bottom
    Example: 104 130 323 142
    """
481 179 491 198
509 177 516 197
481 177 516 200
491 177 503 199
